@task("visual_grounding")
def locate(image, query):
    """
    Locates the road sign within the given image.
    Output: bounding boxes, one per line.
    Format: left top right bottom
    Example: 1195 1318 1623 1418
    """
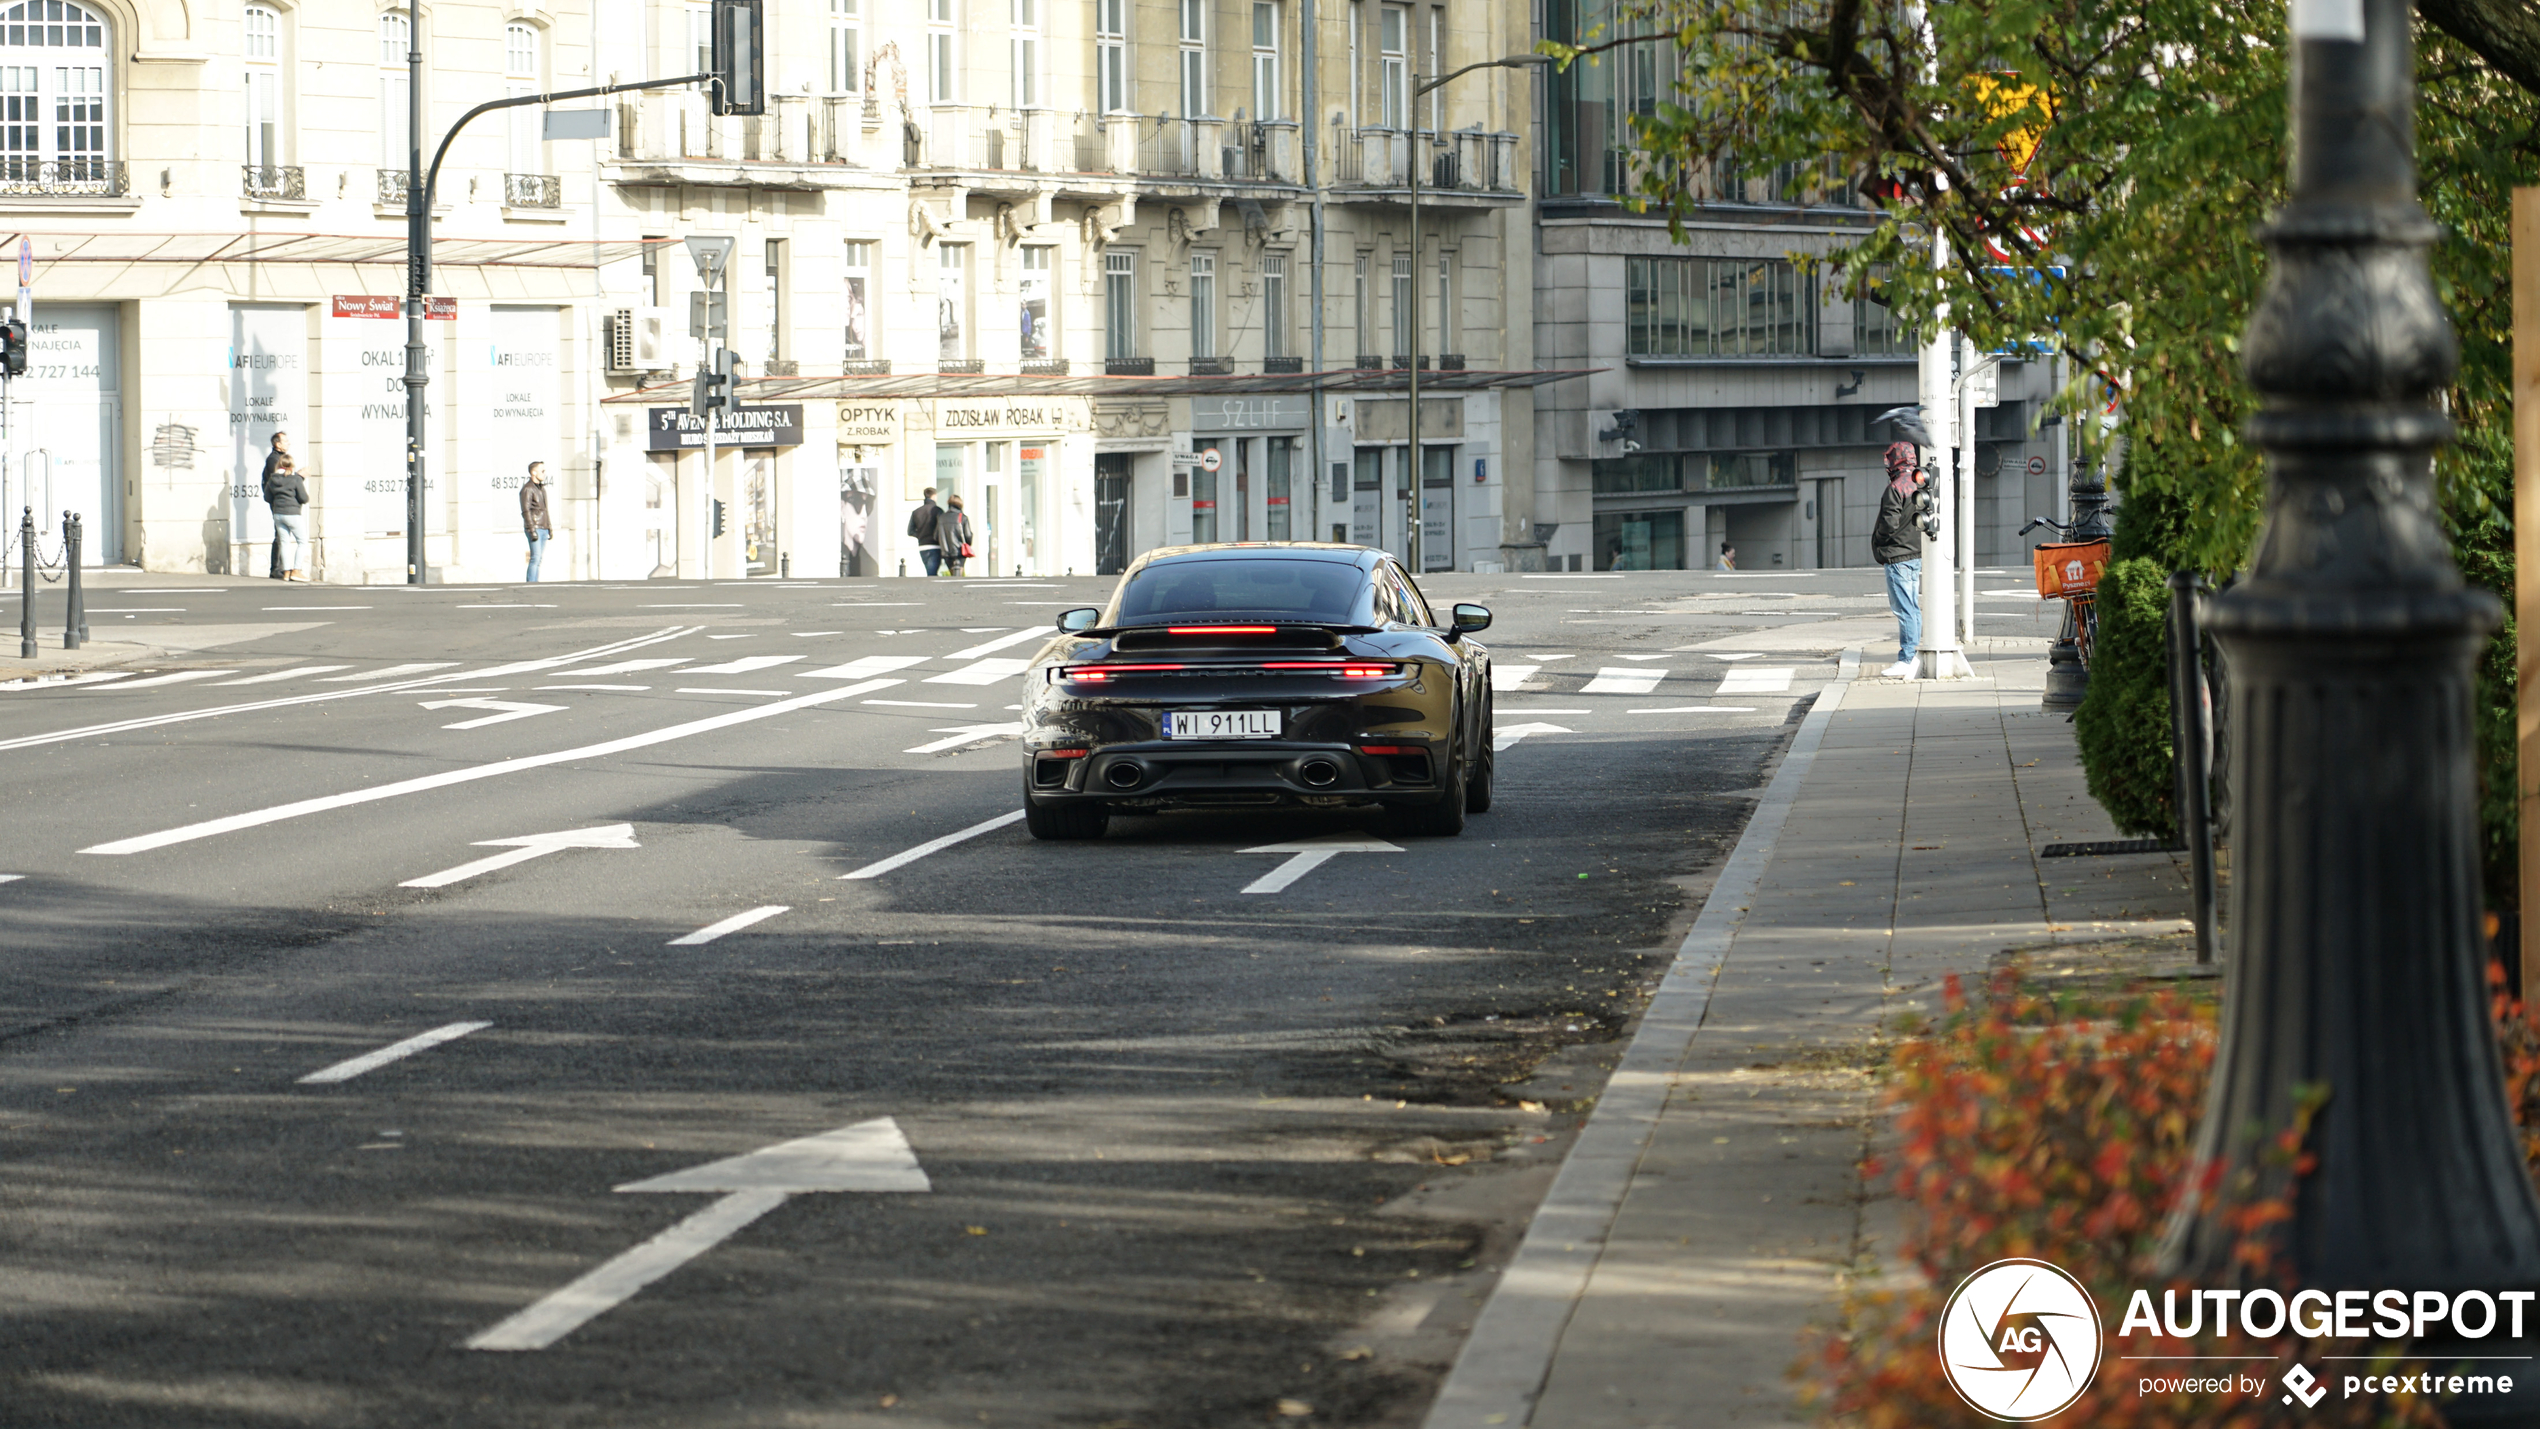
467 1117 930 1351
683 234 736 286
1238 831 1402 894
399 823 640 888
1170 451 1204 468
2027 454 2048 477
1199 446 1222 473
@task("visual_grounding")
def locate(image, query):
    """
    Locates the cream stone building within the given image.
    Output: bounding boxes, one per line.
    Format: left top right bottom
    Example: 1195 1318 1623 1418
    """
10 0 1542 582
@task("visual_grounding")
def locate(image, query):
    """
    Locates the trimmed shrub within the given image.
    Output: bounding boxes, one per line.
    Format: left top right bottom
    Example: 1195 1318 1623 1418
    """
2074 556 2179 840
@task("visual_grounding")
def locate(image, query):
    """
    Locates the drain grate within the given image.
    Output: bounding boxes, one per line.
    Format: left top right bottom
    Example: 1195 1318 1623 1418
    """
2040 839 2186 857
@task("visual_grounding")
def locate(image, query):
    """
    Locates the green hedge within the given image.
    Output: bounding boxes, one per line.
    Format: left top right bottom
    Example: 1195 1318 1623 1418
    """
2072 557 2179 841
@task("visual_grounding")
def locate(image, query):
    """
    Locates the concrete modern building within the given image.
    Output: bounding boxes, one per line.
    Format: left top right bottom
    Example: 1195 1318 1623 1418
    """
1525 7 2065 573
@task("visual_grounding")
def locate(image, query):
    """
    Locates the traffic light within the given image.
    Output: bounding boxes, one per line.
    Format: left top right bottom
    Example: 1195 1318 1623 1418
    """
689 361 720 419
0 319 26 377
711 499 727 538
709 0 764 116
717 349 745 415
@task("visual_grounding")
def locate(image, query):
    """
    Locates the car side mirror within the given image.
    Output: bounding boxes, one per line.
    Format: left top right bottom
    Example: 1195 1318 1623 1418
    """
1448 603 1492 638
1056 607 1102 633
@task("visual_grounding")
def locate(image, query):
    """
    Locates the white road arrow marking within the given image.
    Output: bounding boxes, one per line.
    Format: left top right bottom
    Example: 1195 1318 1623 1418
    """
1490 664 1540 692
298 1020 492 1084
214 665 355 686
1494 722 1572 752
803 654 928 679
945 626 1051 659
466 1117 930 1352
400 824 642 889
840 809 1028 880
668 905 789 946
924 657 1033 686
904 722 1024 754
676 654 802 676
1580 667 1666 694
1238 831 1403 894
420 698 566 730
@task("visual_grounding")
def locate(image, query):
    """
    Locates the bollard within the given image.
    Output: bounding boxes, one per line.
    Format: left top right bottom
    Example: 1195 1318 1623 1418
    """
61 511 82 649
781 552 790 579
898 557 906 578
17 506 32 658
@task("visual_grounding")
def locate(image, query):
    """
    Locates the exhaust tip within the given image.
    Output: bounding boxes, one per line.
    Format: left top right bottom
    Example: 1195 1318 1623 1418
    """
1102 761 1145 790
1298 757 1341 789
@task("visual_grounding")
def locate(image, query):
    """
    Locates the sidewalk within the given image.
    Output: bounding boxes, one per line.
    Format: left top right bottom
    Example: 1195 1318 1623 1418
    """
1424 636 2193 1428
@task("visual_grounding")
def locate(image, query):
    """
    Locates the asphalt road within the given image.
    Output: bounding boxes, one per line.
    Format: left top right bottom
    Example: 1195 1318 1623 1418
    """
0 567 2058 1428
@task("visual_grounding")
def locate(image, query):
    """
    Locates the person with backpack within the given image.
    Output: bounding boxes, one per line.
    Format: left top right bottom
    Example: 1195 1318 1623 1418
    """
938 494 975 577
1872 440 1939 680
908 487 946 576
263 453 310 583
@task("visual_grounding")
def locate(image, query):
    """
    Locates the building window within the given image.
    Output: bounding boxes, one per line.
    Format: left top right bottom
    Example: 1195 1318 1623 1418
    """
1594 510 1685 571
1265 437 1294 540
1010 0 1038 108
1104 250 1138 359
1390 252 1410 358
379 11 411 172
1020 244 1053 360
764 238 785 366
1347 0 1361 128
1352 253 1369 355
1251 2 1280 122
1178 0 1204 117
1436 251 1453 353
1262 252 1290 360
505 23 541 178
1590 453 1681 495
244 5 280 171
1378 5 1405 128
1096 0 1127 113
1189 250 1216 360
1425 7 1441 130
937 243 967 361
1625 256 1816 357
1710 450 1796 488
829 0 861 92
1855 268 1910 355
842 239 874 360
927 0 955 104
686 4 712 79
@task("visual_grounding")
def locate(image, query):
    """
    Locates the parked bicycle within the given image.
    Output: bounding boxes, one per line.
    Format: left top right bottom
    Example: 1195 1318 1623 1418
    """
2021 516 2111 670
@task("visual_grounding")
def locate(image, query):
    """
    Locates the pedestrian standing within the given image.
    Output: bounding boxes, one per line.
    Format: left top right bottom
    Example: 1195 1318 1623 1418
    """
264 454 310 583
520 461 552 583
261 432 291 580
938 494 975 577
907 486 945 577
1715 542 1737 571
1872 441 1935 680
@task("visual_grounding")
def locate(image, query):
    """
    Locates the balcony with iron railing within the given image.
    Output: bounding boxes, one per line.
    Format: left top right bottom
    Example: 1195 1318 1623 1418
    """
243 163 305 200
0 157 124 196
1331 122 1522 197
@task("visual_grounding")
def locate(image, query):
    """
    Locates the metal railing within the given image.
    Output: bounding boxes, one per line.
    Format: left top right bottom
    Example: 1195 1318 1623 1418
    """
1332 125 1520 192
0 158 123 195
1105 357 1154 376
243 164 305 200
503 172 560 208
376 168 408 205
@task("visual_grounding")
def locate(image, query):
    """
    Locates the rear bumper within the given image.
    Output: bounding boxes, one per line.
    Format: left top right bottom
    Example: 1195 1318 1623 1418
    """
1026 740 1447 809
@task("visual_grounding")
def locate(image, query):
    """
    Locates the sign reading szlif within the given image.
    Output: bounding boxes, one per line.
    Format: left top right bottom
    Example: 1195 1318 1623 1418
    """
646 404 806 451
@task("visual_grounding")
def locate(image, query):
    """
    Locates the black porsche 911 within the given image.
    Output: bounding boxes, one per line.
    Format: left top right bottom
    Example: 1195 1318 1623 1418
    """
1018 542 1494 840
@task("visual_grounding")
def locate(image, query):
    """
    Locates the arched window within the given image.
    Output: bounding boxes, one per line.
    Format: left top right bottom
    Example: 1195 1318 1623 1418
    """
0 0 109 186
244 6 281 171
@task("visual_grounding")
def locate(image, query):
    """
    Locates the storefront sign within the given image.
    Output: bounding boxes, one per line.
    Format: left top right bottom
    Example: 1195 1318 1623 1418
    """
1190 395 1310 431
647 404 808 451
332 294 455 320
925 396 1090 435
1355 398 1465 442
837 402 897 440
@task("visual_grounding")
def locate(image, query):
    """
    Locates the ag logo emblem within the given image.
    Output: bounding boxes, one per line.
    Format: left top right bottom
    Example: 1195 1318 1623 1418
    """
1938 1258 2103 1421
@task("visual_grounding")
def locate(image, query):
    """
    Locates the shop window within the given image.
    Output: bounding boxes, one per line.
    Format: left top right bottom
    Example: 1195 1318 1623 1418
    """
1595 510 1685 571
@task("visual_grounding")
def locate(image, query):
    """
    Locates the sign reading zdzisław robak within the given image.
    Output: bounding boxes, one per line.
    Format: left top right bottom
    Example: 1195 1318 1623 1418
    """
646 405 808 451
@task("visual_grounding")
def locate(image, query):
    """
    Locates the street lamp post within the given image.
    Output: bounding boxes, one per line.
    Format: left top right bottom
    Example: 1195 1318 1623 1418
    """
1408 54 1547 576
2156 0 2540 1389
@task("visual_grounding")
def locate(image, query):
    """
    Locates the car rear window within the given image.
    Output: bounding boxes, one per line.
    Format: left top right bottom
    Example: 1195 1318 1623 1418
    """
1110 558 1367 625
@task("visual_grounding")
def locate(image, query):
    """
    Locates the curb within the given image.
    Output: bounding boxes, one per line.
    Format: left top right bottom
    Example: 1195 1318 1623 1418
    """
1420 647 1864 1429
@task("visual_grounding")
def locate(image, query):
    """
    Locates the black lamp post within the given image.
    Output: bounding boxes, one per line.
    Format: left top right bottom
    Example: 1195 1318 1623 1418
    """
2156 0 2540 1399
2040 454 2109 710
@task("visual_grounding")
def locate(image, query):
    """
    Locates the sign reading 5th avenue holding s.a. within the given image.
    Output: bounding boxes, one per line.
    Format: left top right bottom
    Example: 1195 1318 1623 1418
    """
646 405 807 451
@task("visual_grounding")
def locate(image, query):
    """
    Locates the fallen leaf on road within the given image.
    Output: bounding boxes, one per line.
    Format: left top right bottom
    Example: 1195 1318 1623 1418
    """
1277 1400 1315 1418
1340 1347 1373 1361
879 1394 898 1408
964 1226 987 1236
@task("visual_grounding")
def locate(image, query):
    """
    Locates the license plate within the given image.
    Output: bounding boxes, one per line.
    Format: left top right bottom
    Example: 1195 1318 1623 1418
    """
1165 709 1281 740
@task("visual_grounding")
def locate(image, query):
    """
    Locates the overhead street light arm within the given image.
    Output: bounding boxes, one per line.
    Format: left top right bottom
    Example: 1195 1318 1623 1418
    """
1415 53 1554 99
420 72 713 224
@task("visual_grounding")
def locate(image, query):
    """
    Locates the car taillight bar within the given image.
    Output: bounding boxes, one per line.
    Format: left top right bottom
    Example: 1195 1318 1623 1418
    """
1168 625 1279 635
1054 663 1188 683
1259 662 1399 678
1358 744 1412 755
1042 748 1089 759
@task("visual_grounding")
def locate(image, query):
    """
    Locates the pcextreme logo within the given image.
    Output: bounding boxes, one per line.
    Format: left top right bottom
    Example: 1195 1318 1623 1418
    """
1938 1259 2105 1421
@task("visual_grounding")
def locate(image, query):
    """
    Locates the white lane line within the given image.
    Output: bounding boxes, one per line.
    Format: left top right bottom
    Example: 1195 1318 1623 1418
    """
127 588 226 593
297 1021 492 1084
675 687 790 697
1498 707 1591 714
1580 667 1666 695
402 824 642 888
473 604 559 609
832 602 926 607
1490 664 1540 693
1239 833 1403 894
538 684 651 692
668 905 790 945
677 654 801 675
0 873 21 884
790 630 845 637
923 657 1031 686
1630 705 1760 714
804 655 929 679
641 603 743 608
465 1189 794 1351
0 630 692 756
1716 666 1795 694
945 627 1049 659
80 677 904 856
213 665 357 686
903 722 1024 754
0 671 133 691
839 809 1027 880
421 698 566 729
101 670 225 690
1616 654 1668 662
1494 722 1572 752
88 606 189 612
706 634 757 641
544 658 685 677
866 699 976 709
319 662 460 681
264 605 371 611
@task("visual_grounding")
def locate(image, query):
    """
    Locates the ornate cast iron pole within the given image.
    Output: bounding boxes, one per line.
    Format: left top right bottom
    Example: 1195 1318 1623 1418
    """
2157 0 2540 1391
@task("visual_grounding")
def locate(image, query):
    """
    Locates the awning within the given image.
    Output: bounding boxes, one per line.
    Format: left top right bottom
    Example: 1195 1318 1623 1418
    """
601 367 1599 403
0 232 668 269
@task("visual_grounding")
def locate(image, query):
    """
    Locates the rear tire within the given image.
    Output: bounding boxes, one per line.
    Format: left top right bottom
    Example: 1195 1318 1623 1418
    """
1467 700 1495 814
1400 756 1468 838
1024 793 1109 840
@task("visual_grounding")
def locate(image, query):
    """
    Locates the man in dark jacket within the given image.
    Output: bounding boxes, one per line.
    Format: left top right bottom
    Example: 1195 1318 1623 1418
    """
261 432 290 579
907 487 945 576
263 453 310 583
521 462 552 582
1872 441 1936 679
